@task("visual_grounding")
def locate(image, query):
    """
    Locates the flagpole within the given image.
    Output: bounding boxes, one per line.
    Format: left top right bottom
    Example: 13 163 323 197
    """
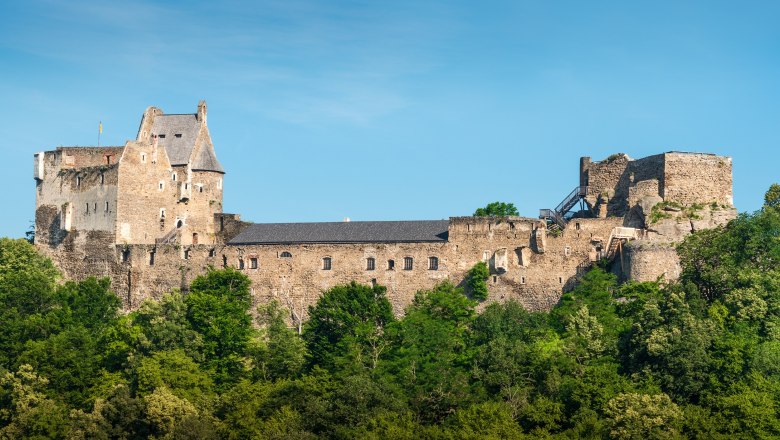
98 121 102 147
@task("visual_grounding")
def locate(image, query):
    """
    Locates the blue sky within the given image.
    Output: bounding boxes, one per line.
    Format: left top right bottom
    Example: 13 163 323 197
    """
2 0 779 238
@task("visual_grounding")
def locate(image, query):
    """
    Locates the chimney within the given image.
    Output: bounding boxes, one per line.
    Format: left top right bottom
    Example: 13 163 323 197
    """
197 100 207 125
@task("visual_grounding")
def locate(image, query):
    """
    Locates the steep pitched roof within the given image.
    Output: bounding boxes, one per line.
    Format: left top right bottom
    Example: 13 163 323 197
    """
191 138 225 173
150 114 199 166
228 220 450 245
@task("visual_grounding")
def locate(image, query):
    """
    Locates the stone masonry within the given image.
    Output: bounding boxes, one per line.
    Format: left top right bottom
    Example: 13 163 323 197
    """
34 103 737 320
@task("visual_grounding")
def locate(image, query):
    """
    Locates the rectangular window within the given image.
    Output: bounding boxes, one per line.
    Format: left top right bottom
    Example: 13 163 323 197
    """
366 257 375 271
183 249 190 260
85 203 89 214
239 259 245 270
149 251 155 266
250 258 258 269
521 276 526 284
105 201 109 212
322 257 332 270
122 249 130 263
428 256 439 270
404 257 413 270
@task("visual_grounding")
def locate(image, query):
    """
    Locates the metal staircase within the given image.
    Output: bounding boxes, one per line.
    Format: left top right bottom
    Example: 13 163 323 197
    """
539 186 589 230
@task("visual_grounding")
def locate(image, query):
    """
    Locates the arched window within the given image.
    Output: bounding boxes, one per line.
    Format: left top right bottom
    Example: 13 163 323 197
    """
404 257 413 270
387 259 395 270
428 256 439 270
366 257 375 271
322 257 332 270
280 251 292 258
176 220 183 228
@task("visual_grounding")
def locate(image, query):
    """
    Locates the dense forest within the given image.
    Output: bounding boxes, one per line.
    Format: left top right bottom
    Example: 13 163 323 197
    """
3 190 780 438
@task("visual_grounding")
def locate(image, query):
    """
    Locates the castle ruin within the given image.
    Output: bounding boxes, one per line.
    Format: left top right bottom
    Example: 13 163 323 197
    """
33 102 736 319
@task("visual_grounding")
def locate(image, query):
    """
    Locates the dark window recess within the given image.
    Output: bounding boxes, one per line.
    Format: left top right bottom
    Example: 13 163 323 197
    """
149 251 155 266
209 249 216 257
387 259 395 270
371 278 377 287
366 257 375 271
493 275 497 283
222 255 227 268
280 251 292 258
404 257 413 270
428 256 439 270
122 249 130 263
239 259 245 270
159 134 166 138
184 249 190 260
322 257 332 270
175 134 182 138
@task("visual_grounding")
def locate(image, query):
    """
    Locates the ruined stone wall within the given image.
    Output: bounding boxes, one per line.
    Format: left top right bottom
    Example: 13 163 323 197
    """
624 243 681 282
662 152 733 206
34 148 120 246
447 216 624 310
581 154 633 216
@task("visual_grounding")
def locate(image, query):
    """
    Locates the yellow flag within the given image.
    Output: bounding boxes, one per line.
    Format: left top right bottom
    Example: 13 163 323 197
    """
99 121 102 134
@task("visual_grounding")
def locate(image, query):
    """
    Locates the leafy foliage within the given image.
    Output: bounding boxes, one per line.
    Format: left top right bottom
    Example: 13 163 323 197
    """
473 201 519 217
4 187 780 436
466 261 490 300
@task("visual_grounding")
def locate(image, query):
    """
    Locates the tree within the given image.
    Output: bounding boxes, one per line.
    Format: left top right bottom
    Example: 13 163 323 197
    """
254 300 307 381
466 261 489 301
764 183 780 209
303 282 394 371
473 202 519 217
605 393 682 439
185 268 253 385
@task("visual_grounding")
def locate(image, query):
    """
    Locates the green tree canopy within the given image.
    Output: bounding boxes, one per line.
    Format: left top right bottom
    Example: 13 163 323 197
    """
474 201 519 217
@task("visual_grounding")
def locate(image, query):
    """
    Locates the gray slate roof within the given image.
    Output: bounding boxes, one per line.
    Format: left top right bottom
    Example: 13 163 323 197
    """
191 138 225 173
151 114 199 166
228 220 450 245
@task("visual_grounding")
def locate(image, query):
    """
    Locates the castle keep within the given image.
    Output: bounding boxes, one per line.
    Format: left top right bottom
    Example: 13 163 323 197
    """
33 103 736 319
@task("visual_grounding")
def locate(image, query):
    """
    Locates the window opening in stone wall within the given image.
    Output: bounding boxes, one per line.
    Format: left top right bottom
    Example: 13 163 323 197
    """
159 181 164 191
493 275 497 283
149 251 155 266
559 276 563 284
172 173 177 182
521 276 526 284
122 249 130 263
76 176 81 188
429 256 439 270
209 249 215 258
404 257 413 270
467 224 472 232
575 222 581 230
198 185 203 193
159 134 166 138
239 258 245 270
280 251 292 258
366 257 375 271
222 255 227 268
85 203 89 214
250 258 258 269
94 203 97 213
564 246 571 256
387 259 395 270
105 156 111 165
141 154 146 163
105 202 109 212
160 209 166 219
177 220 183 228
192 233 199 245
184 249 190 260
175 134 182 138
322 257 332 270
371 278 377 287
100 173 104 185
